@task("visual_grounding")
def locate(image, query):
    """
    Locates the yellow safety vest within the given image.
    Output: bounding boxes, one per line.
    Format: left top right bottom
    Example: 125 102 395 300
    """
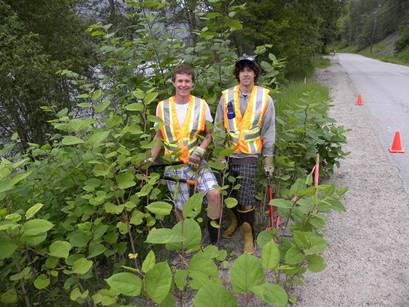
222 85 269 154
157 95 206 163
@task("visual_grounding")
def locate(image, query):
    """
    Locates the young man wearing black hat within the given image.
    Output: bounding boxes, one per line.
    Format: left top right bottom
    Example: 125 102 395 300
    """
214 56 275 254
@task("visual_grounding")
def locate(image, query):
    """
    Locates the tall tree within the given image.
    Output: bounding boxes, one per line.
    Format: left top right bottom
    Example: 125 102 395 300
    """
0 0 95 150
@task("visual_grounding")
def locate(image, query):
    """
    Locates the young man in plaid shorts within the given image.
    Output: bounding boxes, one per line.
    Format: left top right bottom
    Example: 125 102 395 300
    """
150 64 222 244
215 56 275 253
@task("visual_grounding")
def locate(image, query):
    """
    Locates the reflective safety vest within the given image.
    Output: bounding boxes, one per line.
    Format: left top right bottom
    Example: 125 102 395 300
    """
222 85 269 154
157 95 206 163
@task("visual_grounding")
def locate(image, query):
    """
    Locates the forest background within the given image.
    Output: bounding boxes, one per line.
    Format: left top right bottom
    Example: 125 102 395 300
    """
0 0 408 306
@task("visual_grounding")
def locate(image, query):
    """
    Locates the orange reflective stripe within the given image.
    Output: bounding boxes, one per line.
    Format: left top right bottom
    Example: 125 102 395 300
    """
157 101 167 141
158 96 206 162
223 85 269 154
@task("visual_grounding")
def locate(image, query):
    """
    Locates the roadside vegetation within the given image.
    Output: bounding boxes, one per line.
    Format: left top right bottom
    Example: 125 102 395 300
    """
335 0 409 66
0 0 348 306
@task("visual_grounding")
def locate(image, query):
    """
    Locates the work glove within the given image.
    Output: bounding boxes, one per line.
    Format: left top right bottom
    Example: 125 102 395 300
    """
189 147 205 170
264 156 274 178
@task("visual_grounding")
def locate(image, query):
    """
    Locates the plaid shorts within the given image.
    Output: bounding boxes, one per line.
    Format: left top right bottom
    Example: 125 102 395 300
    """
164 162 218 210
229 157 258 210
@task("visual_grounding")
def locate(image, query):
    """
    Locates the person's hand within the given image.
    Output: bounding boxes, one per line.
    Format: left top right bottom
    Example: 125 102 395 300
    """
189 147 205 170
264 156 274 178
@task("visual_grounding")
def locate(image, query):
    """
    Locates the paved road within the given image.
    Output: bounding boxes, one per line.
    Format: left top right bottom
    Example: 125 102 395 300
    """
295 54 409 307
337 53 409 193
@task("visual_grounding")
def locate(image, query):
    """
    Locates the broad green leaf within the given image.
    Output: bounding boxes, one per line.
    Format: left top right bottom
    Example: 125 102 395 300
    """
92 89 102 101
261 240 280 269
285 246 304 265
188 252 219 289
194 283 237 307
5 213 20 222
130 210 144 226
293 231 310 250
92 288 117 306
142 250 156 273
88 241 106 258
144 262 172 304
183 192 204 219
251 283 288 307
106 272 142 296
23 219 54 236
70 287 89 302
174 270 188 290
116 221 128 235
230 254 265 293
0 289 17 304
229 19 242 31
256 229 276 249
146 201 173 216
104 202 124 215
224 197 238 209
23 233 47 246
290 178 307 196
304 234 327 255
137 183 153 197
61 136 84 146
0 238 17 260
125 103 144 112
72 257 93 275
93 224 109 240
145 228 183 244
0 181 14 194
34 274 50 289
49 241 71 259
10 267 31 281
69 231 90 248
87 131 110 147
25 203 44 219
307 255 326 272
10 171 32 186
166 219 201 251
116 172 136 189
94 100 111 113
269 199 292 208
145 91 158 105
309 215 326 229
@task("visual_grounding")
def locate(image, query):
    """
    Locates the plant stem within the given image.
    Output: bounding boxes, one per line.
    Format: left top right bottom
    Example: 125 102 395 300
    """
125 211 140 269
15 261 31 307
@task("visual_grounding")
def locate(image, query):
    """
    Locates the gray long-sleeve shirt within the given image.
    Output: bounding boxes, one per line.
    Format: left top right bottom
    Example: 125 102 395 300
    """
214 88 275 157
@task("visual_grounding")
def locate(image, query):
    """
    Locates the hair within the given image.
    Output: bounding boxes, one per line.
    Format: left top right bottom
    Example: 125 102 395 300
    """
233 60 261 82
172 64 195 83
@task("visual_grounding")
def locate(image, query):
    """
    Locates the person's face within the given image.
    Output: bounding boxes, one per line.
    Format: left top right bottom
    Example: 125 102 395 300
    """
173 73 193 98
238 66 255 87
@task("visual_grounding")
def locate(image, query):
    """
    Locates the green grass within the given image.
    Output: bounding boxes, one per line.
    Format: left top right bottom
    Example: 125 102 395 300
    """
275 81 330 115
339 43 409 66
313 56 331 69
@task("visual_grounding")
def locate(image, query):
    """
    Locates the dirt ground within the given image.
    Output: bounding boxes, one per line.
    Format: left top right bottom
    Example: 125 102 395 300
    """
294 56 409 306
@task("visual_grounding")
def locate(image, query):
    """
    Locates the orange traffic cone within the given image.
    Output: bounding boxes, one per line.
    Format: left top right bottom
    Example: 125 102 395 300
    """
356 95 363 106
389 131 404 153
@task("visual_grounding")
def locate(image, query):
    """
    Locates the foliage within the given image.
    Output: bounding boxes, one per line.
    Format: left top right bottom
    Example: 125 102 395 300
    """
395 23 409 52
0 0 95 149
339 0 409 51
232 0 345 77
273 81 348 196
0 0 348 306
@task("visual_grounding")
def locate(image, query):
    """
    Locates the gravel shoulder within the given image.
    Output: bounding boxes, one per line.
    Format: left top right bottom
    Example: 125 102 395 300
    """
200 56 409 307
295 56 409 307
